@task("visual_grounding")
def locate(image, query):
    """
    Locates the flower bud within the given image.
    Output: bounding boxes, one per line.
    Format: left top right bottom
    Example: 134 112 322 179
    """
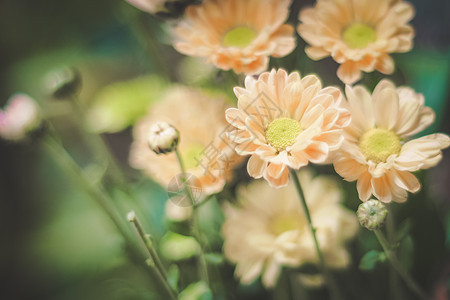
43 66 81 100
148 121 179 154
0 93 41 142
357 199 388 231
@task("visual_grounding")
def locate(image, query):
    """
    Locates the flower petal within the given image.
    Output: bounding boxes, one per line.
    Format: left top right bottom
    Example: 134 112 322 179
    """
247 155 267 178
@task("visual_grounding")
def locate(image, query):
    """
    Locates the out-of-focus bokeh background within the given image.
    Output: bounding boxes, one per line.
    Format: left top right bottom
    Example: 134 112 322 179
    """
0 0 449 299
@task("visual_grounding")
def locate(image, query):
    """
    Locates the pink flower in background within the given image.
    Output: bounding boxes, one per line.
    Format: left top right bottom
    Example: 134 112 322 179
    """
0 93 40 141
125 0 165 14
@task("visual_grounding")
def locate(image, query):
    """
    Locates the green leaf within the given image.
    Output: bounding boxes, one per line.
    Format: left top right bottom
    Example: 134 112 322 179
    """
179 281 212 300
159 232 200 261
359 250 387 271
86 75 167 133
204 253 225 265
167 264 180 292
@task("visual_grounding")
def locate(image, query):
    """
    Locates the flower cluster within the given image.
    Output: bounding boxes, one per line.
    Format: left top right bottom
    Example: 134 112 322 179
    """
7 1 446 299
120 1 449 294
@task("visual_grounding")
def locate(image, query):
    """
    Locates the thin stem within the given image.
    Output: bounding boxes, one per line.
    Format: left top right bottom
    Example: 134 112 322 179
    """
174 148 210 286
42 135 174 298
289 169 342 300
374 230 430 300
42 135 131 241
386 205 400 300
128 211 177 300
69 97 128 189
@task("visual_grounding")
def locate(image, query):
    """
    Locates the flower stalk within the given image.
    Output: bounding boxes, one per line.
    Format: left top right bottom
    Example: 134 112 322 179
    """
42 135 174 298
373 229 429 300
289 169 342 300
42 135 131 242
175 147 211 286
127 211 177 300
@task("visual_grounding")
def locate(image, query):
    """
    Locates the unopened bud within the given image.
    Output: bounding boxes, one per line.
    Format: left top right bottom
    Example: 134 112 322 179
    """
357 199 388 231
148 121 179 154
43 66 81 100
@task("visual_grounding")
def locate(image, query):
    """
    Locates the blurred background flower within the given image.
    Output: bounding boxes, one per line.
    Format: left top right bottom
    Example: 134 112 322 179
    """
222 169 358 287
173 0 296 74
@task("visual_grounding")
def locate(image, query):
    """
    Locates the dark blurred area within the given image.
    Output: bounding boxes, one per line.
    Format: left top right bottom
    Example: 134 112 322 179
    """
0 0 449 299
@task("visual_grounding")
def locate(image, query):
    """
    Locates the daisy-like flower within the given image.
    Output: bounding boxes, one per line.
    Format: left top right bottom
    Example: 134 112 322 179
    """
173 0 296 75
334 80 450 203
222 169 358 288
129 86 241 197
0 93 41 141
297 0 415 84
225 69 351 188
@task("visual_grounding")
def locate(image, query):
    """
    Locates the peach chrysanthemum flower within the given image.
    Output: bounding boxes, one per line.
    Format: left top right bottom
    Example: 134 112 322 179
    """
173 0 296 75
297 0 415 84
334 80 450 203
225 69 351 188
129 86 241 197
222 169 358 288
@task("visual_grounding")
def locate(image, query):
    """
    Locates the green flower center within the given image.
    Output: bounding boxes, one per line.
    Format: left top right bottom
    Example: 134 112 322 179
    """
342 23 377 49
223 26 257 48
269 213 303 236
265 117 302 151
182 143 204 169
359 128 401 163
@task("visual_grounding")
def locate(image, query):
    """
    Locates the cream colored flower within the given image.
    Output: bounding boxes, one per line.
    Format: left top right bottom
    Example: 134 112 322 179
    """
222 169 358 288
297 0 415 84
225 69 351 188
334 80 450 203
129 86 241 197
173 0 296 75
0 93 40 141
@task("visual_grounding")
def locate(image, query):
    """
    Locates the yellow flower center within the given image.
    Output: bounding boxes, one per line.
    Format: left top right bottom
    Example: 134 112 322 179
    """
342 23 377 49
182 143 204 169
265 117 302 151
359 128 401 163
269 213 303 236
223 26 257 48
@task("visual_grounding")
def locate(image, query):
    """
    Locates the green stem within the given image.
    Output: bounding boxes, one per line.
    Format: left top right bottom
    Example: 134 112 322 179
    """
128 211 177 300
289 169 342 300
42 135 174 298
386 206 400 300
374 230 429 300
175 148 210 286
69 98 128 189
42 135 131 241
